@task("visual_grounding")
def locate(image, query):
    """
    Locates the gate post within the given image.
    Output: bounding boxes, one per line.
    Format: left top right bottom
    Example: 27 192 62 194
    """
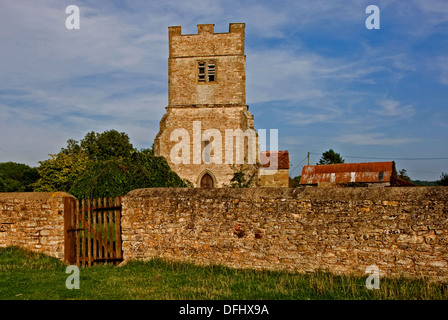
64 197 78 265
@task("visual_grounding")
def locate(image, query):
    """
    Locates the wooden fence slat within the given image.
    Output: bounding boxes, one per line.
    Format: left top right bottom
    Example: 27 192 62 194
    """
92 198 97 265
104 197 109 259
83 201 87 266
87 199 91 267
80 200 86 267
75 199 80 266
97 198 103 261
108 197 114 259
102 197 107 259
105 197 111 259
114 196 122 259
100 198 107 259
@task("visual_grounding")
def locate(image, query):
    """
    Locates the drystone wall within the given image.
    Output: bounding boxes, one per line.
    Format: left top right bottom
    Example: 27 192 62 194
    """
0 192 74 259
122 187 448 281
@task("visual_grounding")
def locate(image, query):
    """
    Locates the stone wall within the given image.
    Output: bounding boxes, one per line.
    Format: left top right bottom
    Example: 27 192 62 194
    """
121 187 448 281
258 168 290 187
0 192 74 260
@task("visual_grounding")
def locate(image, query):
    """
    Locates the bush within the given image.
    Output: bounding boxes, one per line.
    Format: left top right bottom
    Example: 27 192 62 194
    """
0 162 39 192
70 151 189 199
33 130 191 199
437 172 448 186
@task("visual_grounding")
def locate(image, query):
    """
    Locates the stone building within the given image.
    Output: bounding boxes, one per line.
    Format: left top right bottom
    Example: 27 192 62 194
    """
154 23 289 187
258 151 290 187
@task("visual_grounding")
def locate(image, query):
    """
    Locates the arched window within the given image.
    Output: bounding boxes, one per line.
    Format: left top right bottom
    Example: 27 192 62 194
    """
200 173 214 188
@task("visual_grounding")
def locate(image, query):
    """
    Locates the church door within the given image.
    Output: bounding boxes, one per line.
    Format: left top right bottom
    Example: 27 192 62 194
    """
200 173 214 188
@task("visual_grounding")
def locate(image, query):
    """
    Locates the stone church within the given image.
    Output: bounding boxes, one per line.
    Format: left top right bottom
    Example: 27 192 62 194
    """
154 23 289 188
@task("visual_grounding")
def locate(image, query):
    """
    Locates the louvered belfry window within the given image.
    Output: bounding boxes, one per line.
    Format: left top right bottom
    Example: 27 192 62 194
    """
198 60 216 83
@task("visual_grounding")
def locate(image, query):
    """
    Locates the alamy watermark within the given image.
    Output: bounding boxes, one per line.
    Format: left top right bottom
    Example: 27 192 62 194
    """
65 265 80 289
365 5 380 30
169 121 279 175
65 5 380 31
365 265 380 289
64 4 380 31
65 5 80 30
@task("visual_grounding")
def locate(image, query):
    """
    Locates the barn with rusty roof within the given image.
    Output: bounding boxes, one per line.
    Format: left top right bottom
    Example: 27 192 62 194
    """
299 161 414 187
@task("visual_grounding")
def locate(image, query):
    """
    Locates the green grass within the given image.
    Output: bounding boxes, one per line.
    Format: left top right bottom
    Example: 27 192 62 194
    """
0 246 447 300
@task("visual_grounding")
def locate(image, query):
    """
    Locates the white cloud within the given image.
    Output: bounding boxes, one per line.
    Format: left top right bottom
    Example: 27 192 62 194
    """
246 45 383 107
0 0 446 182
413 0 448 25
375 100 415 117
289 113 332 126
339 133 419 146
431 56 448 85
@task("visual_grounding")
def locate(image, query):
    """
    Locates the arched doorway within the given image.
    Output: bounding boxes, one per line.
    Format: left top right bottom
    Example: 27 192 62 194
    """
200 173 214 188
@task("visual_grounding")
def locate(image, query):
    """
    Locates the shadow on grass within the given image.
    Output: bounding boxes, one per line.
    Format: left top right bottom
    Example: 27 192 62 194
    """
0 247 447 300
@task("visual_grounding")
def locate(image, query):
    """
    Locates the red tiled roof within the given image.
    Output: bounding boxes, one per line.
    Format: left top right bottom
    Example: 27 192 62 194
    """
300 161 398 185
259 151 290 169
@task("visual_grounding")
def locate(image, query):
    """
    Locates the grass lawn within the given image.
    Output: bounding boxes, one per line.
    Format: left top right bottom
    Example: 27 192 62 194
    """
0 246 447 300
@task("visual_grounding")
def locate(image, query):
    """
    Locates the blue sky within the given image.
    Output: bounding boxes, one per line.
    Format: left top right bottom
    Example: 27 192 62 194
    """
1 0 447 180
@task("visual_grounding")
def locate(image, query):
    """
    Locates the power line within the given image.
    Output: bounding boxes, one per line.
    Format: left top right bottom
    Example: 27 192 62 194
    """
290 152 448 177
344 156 448 161
290 154 308 173
308 153 448 161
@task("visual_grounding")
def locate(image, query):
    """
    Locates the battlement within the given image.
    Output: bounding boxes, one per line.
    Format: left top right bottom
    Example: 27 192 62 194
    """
169 23 245 58
169 23 244 37
167 22 246 106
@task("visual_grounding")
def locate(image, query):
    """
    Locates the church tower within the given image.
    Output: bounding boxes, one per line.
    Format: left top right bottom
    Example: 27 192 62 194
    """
154 23 258 187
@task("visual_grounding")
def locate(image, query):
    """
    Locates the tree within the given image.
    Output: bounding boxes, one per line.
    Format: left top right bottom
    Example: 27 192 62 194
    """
437 172 448 186
398 169 412 182
34 130 133 193
0 162 39 192
70 150 189 199
317 149 344 165
227 164 257 188
64 130 134 161
290 175 301 187
33 130 190 198
32 151 91 193
0 177 5 191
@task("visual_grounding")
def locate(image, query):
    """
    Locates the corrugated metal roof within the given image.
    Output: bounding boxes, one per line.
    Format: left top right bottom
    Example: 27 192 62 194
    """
260 151 290 169
300 161 397 185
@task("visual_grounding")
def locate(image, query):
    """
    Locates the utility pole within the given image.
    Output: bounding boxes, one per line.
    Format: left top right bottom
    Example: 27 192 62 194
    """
307 152 310 166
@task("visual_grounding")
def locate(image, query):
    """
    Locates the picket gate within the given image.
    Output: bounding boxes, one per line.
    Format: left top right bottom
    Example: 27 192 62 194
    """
65 197 122 266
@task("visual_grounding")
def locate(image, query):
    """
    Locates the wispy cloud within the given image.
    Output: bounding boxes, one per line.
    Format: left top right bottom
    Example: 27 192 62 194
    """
339 133 420 146
0 0 447 181
375 99 415 117
431 56 448 85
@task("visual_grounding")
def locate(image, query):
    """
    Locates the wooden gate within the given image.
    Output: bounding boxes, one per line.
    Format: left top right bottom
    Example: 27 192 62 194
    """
65 196 123 266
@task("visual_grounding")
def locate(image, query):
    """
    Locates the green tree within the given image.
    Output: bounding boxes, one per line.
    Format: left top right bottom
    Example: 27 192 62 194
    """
398 169 412 182
317 149 345 165
290 175 301 187
227 164 257 188
437 172 448 186
70 150 189 199
33 130 190 198
79 130 134 161
32 151 91 192
0 162 39 192
34 130 133 193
